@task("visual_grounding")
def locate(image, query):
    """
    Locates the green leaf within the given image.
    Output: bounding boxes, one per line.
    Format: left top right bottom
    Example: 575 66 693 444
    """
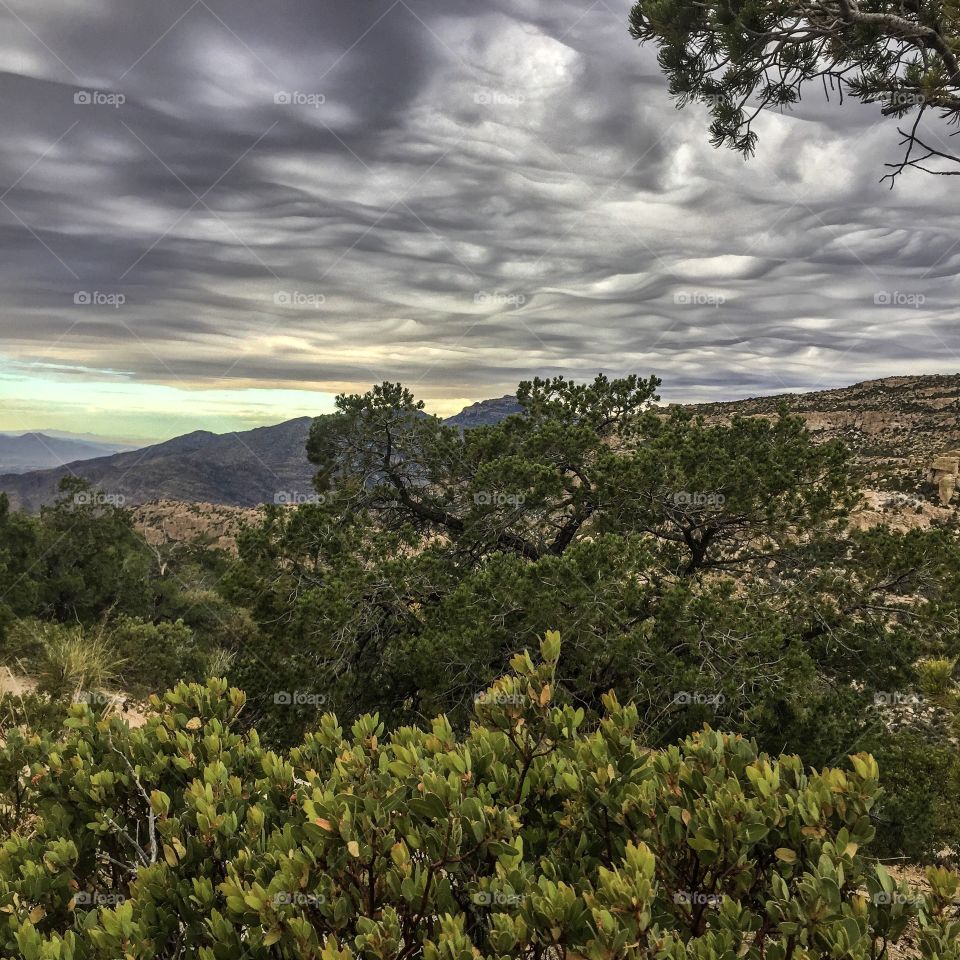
541 630 561 664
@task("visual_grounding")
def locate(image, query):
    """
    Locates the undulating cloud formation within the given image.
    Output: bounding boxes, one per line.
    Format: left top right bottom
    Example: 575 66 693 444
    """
0 0 958 439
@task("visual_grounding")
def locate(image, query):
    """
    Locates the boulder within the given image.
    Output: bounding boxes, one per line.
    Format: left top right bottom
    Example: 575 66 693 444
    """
931 456 960 473
927 448 960 505
940 475 956 505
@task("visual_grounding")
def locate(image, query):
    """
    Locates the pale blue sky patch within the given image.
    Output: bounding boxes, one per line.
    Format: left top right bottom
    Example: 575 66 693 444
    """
0 359 336 444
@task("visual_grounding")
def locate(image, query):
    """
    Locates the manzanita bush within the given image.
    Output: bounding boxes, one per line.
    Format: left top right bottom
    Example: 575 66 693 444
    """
1 633 958 960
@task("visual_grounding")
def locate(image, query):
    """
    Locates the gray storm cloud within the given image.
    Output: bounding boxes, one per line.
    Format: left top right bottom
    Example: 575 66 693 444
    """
0 0 958 408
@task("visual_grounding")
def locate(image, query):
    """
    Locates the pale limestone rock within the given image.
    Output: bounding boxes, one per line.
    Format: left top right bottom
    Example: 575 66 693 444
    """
940 475 956 505
927 449 960 504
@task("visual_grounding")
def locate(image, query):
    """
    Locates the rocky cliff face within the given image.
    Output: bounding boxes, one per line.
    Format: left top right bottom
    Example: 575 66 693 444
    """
132 500 263 554
443 395 524 429
682 374 960 482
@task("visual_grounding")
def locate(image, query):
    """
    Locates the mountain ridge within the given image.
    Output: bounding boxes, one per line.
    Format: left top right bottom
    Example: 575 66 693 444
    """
2 375 958 511
0 432 134 475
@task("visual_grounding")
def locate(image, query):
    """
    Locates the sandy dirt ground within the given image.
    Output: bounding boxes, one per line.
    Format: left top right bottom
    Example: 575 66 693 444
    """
0 666 148 727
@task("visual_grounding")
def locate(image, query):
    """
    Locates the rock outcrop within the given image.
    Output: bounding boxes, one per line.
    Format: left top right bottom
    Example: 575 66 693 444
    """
928 450 960 504
684 374 960 470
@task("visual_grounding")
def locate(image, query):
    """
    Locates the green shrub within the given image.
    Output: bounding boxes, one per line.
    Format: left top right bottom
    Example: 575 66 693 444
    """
918 658 958 699
0 692 69 735
7 620 124 702
1 634 958 960
3 615 222 705
867 730 960 861
0 693 70 836
32 478 154 624
106 615 208 696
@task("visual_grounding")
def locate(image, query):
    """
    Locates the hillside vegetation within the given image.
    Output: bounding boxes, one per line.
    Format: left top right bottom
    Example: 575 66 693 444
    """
685 375 960 488
1 373 959 958
3 637 960 960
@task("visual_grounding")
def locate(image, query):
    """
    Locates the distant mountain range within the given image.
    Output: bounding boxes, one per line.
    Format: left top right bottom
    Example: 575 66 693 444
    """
444 395 523 428
0 399 528 511
0 433 135 474
0 419 317 512
1 376 958 512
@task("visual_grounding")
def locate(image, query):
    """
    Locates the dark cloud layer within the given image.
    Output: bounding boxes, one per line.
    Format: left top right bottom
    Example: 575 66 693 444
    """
1 0 958 413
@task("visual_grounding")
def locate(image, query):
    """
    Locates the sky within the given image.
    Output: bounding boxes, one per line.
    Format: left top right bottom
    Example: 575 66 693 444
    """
0 0 958 444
